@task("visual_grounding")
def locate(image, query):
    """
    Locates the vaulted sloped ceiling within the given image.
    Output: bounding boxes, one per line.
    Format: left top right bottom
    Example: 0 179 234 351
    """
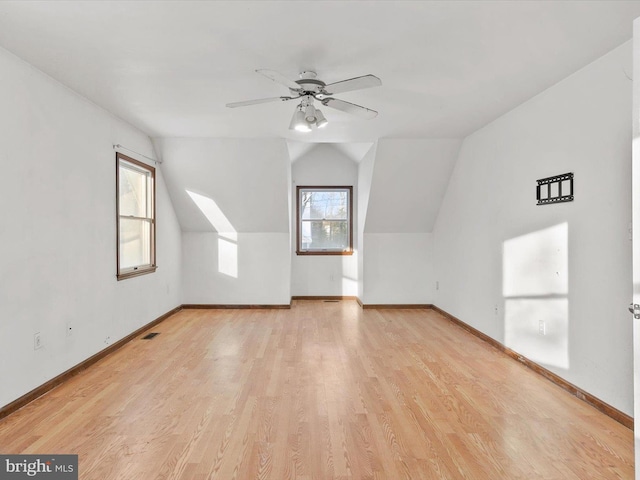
154 138 290 233
0 1 639 141
364 139 463 233
287 142 374 164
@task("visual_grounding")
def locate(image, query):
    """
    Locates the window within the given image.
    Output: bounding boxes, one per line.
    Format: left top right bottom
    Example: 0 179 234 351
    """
296 186 353 255
116 153 156 280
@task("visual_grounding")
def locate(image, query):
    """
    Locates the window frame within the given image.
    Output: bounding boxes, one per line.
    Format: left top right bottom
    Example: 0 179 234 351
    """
296 185 353 256
116 152 157 280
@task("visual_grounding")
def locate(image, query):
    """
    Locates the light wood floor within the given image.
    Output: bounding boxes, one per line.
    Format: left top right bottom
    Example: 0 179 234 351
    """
0 300 633 479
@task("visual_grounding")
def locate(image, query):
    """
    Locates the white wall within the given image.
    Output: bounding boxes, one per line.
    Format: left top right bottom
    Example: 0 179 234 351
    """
433 41 633 414
0 47 183 408
155 138 292 305
363 233 434 304
357 143 377 300
182 232 290 305
359 139 460 304
291 144 359 296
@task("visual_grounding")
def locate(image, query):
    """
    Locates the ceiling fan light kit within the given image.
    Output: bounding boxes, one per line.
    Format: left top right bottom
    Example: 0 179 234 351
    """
304 103 316 122
315 109 328 129
290 106 311 132
227 69 381 133
288 95 327 131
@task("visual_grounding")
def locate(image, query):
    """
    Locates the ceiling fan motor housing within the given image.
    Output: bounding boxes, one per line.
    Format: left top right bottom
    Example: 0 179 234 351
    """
293 79 326 94
293 71 326 95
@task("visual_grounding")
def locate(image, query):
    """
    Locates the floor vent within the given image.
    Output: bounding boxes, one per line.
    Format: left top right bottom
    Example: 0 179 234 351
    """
142 332 160 340
323 300 340 303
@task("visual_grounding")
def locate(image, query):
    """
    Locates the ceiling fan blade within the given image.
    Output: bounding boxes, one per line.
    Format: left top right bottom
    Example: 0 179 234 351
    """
323 74 381 95
321 98 378 119
256 69 302 91
226 96 297 108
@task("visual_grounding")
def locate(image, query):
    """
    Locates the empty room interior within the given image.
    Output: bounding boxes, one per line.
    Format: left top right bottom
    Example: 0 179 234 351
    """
2 1 640 479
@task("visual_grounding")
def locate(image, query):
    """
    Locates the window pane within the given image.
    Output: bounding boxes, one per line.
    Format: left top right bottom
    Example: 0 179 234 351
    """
116 153 156 279
119 165 149 217
119 217 151 268
297 186 352 255
301 220 348 250
301 191 347 220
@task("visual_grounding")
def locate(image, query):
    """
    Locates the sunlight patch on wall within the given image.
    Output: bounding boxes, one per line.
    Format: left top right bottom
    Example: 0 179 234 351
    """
505 298 568 368
218 237 238 278
342 253 357 295
186 190 237 241
503 223 569 369
503 223 568 297
187 190 238 278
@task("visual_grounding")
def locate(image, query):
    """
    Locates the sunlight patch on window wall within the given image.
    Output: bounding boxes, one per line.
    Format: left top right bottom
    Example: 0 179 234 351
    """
341 253 358 295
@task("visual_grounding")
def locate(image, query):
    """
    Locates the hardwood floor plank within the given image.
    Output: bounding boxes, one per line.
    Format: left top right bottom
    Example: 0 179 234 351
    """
0 300 633 479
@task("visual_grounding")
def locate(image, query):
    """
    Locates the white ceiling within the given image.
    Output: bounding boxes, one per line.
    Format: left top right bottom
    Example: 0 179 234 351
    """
0 1 639 142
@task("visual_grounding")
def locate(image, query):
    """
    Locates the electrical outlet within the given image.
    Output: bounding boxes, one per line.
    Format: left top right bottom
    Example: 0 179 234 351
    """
66 322 73 337
538 320 546 335
34 332 42 350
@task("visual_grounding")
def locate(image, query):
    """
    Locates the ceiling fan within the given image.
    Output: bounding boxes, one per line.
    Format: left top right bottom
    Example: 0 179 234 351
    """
226 70 382 132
